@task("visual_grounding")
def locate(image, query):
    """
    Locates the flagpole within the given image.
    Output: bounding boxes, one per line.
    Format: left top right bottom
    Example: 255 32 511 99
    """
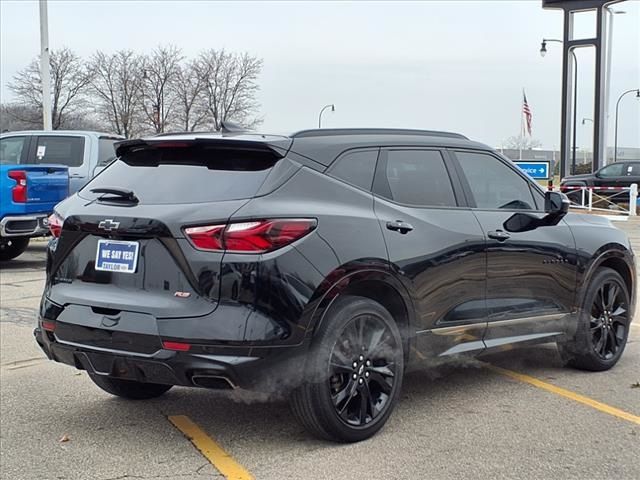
519 90 524 160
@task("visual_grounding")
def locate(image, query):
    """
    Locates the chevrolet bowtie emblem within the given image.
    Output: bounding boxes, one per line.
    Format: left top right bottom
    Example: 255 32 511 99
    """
98 219 120 231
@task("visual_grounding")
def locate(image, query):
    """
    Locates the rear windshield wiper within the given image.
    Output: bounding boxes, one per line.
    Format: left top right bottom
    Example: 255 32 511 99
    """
90 187 139 203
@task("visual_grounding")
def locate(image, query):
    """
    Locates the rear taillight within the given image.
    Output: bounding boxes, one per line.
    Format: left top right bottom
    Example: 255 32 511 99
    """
48 212 64 238
184 219 316 253
8 170 27 203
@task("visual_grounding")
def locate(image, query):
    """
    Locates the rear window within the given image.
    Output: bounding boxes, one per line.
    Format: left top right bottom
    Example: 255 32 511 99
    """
79 145 279 204
34 136 85 167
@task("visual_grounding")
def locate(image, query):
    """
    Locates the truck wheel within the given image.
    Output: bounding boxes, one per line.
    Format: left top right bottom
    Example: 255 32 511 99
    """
0 237 30 261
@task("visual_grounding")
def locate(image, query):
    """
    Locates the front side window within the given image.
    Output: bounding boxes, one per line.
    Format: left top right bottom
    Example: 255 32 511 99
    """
329 149 378 191
455 151 537 210
380 150 456 207
0 136 27 164
598 163 624 178
33 136 85 167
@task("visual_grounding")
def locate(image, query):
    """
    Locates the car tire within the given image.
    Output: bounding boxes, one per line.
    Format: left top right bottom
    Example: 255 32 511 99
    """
0 237 30 261
290 295 404 442
88 374 172 400
558 267 631 372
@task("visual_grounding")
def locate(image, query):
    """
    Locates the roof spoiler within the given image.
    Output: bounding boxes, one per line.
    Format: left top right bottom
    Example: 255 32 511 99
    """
114 137 288 158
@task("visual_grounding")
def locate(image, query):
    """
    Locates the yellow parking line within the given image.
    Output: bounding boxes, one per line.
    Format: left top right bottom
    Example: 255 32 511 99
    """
168 415 254 480
487 364 640 425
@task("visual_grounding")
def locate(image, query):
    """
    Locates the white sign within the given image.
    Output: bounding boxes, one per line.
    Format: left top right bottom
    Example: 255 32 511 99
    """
36 145 46 158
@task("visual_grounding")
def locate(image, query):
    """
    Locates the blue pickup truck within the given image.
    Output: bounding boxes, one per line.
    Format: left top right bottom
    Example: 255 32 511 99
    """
0 159 68 261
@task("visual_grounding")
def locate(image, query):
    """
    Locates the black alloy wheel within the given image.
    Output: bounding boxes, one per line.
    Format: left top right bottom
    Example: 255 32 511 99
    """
588 280 629 360
559 267 631 371
290 295 404 442
328 313 398 427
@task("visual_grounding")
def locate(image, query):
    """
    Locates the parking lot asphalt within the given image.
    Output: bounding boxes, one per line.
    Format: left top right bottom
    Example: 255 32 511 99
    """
1 220 639 480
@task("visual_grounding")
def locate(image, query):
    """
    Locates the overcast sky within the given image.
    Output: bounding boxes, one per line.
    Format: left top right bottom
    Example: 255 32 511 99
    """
1 0 638 149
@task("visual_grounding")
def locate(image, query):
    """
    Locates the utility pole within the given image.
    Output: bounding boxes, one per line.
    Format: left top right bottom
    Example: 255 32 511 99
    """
39 0 52 130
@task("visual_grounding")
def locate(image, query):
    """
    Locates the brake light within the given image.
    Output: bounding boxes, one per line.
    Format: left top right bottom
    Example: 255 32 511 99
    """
184 219 316 253
162 341 191 351
42 320 56 332
48 212 64 238
8 170 27 203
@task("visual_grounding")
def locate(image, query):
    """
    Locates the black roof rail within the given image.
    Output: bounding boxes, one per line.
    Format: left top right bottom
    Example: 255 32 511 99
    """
290 128 468 140
152 131 219 137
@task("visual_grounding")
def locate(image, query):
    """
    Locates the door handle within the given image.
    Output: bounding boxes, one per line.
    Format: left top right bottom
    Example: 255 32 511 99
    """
487 230 511 242
386 220 414 234
69 174 84 178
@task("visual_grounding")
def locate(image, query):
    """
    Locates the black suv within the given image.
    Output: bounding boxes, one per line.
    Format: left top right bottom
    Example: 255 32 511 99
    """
560 161 640 199
36 128 636 442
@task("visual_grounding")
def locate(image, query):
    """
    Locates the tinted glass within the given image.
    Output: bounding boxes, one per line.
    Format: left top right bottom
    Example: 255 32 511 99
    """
97 138 118 166
456 151 536 210
330 149 378 191
80 145 278 205
598 163 624 177
34 136 85 167
0 136 26 164
383 150 456 207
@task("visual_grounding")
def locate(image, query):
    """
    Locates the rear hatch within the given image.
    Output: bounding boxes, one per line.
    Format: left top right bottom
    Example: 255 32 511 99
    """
48 136 292 321
1 164 68 214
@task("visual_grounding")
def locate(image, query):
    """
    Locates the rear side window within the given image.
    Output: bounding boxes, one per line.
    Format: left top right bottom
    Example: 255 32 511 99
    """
34 136 85 167
97 138 118 166
455 151 536 210
80 145 279 205
626 163 639 175
329 149 378 191
379 149 456 207
0 136 27 164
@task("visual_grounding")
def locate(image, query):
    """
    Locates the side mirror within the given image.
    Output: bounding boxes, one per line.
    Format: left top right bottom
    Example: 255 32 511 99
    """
545 191 570 217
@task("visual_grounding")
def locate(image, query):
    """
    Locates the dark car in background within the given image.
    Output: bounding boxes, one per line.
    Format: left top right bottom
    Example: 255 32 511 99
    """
560 161 640 201
35 128 636 442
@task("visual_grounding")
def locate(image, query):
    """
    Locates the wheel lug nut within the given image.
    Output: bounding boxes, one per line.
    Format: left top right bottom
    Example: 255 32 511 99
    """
366 360 371 366
365 371 370 378
352 373 357 380
352 362 358 368
358 378 363 384
359 355 364 361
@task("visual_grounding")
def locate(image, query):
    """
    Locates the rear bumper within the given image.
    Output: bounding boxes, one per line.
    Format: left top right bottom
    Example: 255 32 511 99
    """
34 325 308 392
0 214 49 237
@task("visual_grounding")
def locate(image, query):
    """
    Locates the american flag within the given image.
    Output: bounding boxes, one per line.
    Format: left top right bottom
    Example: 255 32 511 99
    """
522 91 532 136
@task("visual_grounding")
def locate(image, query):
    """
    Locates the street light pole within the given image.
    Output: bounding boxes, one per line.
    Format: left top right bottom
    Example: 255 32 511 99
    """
318 104 335 128
613 88 640 163
603 7 626 165
541 39 578 174
39 0 52 130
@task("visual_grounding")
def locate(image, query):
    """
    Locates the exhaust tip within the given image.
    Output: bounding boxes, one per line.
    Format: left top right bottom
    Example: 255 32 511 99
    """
191 375 235 390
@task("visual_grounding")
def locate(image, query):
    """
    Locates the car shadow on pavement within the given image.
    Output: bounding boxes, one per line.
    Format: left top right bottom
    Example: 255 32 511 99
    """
55 357 522 451
1 244 47 270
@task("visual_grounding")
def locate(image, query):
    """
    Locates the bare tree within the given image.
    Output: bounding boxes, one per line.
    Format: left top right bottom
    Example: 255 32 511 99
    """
140 45 183 133
198 50 263 131
174 59 209 132
90 50 145 137
504 135 542 150
8 47 94 129
0 103 107 132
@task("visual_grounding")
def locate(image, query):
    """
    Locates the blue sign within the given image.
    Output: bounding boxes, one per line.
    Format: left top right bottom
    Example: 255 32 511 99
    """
95 239 139 273
514 161 550 180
